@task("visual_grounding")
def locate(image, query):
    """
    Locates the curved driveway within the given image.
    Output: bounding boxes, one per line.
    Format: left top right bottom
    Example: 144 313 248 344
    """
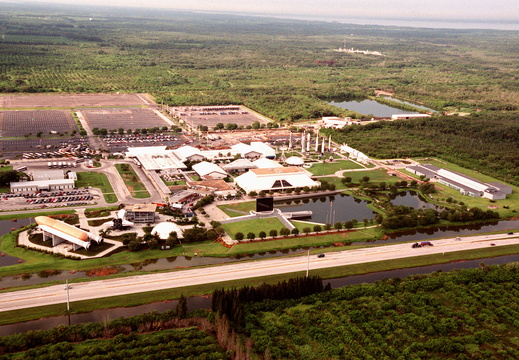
1 233 517 312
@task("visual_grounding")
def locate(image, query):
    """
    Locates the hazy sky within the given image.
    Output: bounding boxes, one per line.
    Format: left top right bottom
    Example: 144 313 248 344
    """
11 0 519 22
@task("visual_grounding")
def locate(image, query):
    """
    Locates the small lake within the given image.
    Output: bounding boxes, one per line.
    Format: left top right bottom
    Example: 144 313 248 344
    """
328 99 416 117
0 218 32 266
276 194 375 224
387 191 438 210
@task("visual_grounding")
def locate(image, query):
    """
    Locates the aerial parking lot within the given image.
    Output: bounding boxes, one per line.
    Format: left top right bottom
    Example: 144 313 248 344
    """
79 108 170 131
0 93 151 108
170 105 270 129
0 110 77 137
0 190 96 211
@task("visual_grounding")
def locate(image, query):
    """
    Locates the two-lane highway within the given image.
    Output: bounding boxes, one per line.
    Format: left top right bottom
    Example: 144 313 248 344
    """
1 234 517 312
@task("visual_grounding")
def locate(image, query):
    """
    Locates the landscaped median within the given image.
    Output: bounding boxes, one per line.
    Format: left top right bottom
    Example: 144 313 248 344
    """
115 163 150 198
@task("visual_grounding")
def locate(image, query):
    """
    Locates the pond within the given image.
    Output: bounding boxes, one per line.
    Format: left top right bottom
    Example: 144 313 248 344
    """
275 194 375 224
387 191 438 210
327 99 416 117
0 218 32 266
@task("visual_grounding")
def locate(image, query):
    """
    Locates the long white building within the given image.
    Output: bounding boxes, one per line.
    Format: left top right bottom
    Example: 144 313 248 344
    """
406 164 512 200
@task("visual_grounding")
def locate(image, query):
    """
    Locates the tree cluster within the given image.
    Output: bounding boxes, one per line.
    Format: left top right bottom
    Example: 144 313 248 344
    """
212 276 329 330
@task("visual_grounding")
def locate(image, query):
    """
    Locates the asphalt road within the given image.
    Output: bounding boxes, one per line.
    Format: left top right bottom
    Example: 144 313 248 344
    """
0 233 517 312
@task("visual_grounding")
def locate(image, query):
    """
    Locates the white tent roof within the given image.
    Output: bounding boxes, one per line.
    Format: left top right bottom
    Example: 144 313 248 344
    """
151 222 182 240
285 156 304 165
250 142 276 157
192 161 227 177
173 145 204 161
253 158 282 168
222 158 257 171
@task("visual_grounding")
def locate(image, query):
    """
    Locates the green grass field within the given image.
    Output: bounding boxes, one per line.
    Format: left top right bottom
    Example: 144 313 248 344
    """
115 164 150 198
218 201 256 217
75 172 118 203
222 217 286 239
307 160 364 176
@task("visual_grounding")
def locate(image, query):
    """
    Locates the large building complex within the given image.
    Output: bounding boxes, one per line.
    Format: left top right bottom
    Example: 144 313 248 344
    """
406 165 512 200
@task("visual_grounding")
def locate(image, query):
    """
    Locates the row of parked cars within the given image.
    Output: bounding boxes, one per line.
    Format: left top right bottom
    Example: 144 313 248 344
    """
27 195 93 204
23 190 88 199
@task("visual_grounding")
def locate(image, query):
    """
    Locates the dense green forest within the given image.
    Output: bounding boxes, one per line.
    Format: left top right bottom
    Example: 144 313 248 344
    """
1 3 518 116
322 113 519 186
236 264 519 359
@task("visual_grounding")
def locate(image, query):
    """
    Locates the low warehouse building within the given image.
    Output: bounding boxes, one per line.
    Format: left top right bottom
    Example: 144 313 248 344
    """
10 178 75 193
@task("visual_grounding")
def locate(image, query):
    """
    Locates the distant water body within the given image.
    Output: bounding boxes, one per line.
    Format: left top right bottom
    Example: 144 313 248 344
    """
323 18 519 31
238 12 519 31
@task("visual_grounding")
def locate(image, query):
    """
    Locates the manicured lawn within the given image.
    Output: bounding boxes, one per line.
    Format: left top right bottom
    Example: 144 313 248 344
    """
0 210 75 221
76 172 118 203
308 160 364 176
72 242 115 256
84 206 119 218
317 176 349 190
342 168 396 183
218 201 256 217
222 217 286 239
115 164 150 198
161 178 186 186
228 227 381 253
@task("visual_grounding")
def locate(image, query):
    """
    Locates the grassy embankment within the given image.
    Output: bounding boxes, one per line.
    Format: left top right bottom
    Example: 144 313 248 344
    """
114 164 150 198
1 242 519 326
307 159 364 176
319 168 398 190
75 172 118 203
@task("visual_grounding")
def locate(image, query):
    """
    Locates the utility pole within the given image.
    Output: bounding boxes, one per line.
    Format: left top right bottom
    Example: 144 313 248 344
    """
65 279 71 326
306 250 310 278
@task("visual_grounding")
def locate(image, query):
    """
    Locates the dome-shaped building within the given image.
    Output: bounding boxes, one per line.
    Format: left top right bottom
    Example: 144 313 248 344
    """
285 156 304 166
151 222 182 240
